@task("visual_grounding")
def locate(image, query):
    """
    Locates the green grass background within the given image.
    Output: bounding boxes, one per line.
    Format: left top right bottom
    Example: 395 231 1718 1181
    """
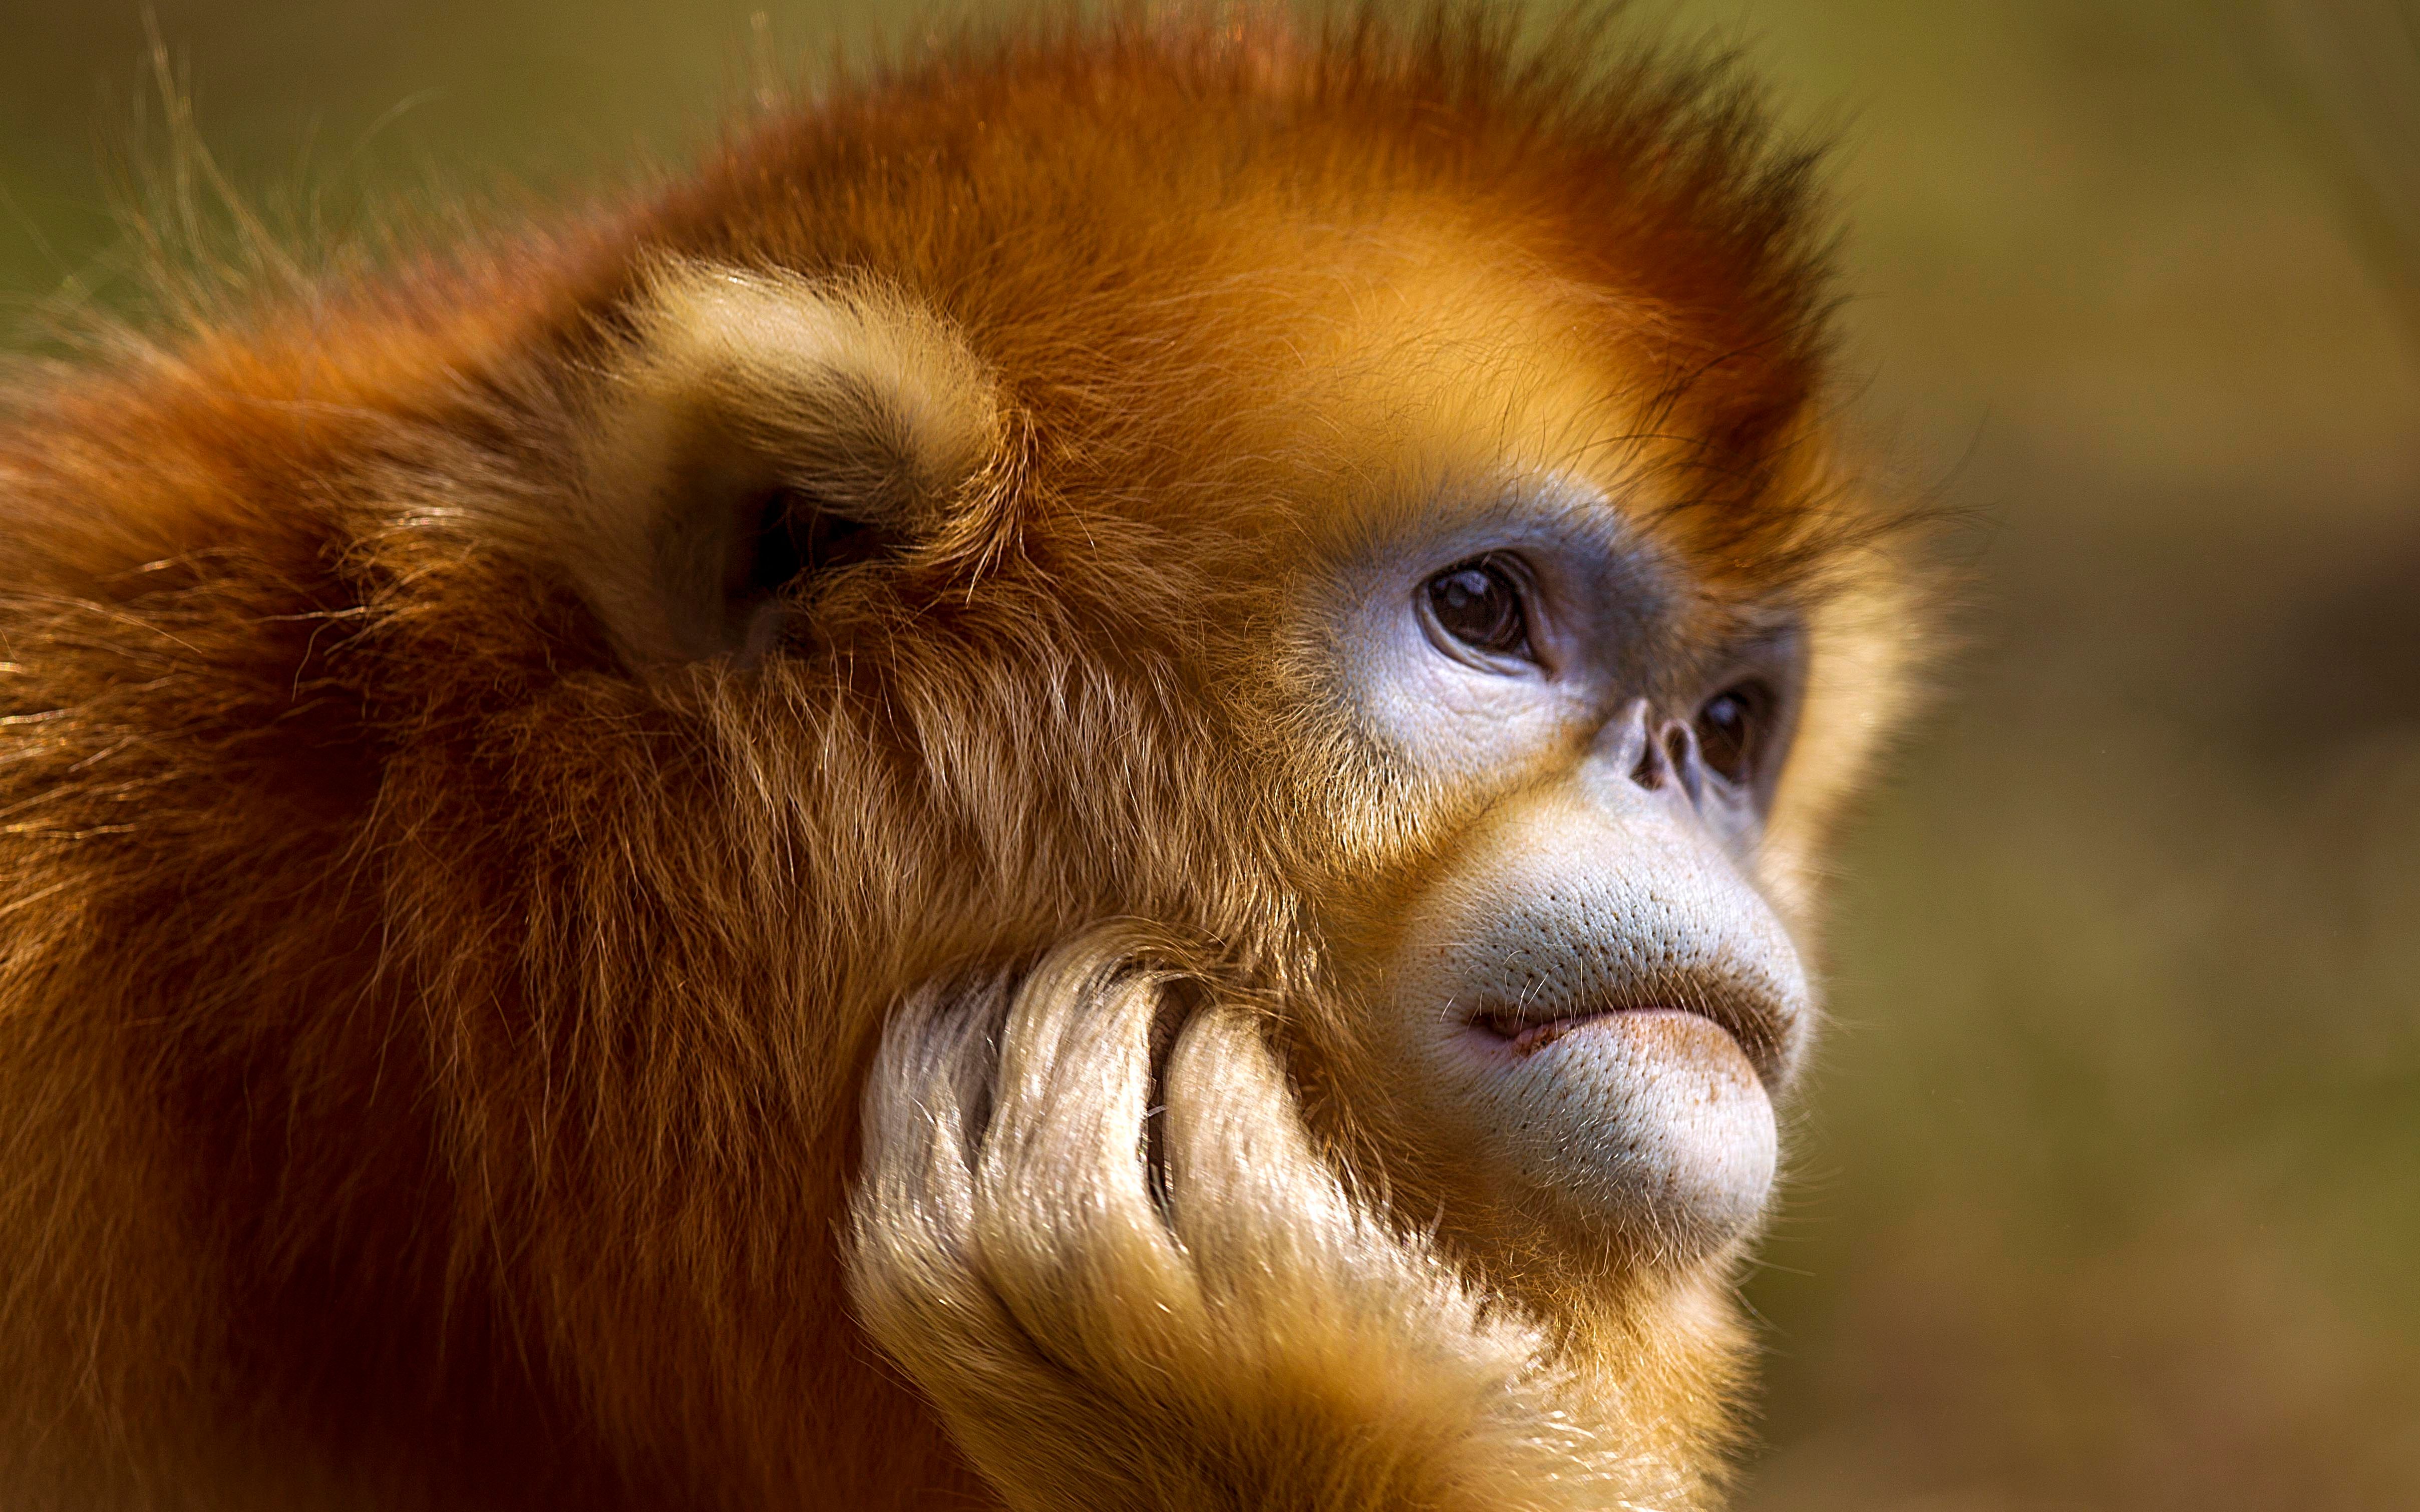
3 2 2414 1505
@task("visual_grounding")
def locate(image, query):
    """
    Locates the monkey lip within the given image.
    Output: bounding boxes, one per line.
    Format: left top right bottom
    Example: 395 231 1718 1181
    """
1464 990 1789 1087
1472 1007 1647 1054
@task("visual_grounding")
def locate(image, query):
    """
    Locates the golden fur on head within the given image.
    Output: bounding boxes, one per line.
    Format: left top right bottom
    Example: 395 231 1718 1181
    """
0 6 1932 1509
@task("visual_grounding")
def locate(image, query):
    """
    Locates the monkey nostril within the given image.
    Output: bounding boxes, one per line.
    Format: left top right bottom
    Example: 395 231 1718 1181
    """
1664 721 1705 807
1628 718 1708 805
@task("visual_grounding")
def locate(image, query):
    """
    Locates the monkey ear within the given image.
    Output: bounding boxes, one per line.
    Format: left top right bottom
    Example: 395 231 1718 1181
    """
563 259 1001 665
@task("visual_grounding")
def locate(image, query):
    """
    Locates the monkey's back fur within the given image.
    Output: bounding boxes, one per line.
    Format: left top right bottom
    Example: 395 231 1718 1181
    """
0 10 1920 1509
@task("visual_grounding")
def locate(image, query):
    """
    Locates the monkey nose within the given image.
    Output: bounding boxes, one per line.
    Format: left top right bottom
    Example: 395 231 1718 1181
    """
1595 700 1708 813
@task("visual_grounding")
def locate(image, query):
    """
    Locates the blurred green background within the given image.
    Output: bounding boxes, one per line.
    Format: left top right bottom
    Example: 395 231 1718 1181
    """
4 2 2414 1506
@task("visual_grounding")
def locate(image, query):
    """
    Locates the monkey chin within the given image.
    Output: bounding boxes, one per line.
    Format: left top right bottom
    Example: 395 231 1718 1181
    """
1445 1007 1781 1265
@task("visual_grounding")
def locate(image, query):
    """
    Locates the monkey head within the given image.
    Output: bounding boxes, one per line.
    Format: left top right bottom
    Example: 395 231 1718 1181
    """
579 221 1879 1286
551 28 1922 1496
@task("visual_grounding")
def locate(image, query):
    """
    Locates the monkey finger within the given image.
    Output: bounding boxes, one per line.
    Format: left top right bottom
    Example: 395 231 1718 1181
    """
858 975 1010 1213
1158 1007 1363 1275
849 980 1024 1376
965 934 1206 1355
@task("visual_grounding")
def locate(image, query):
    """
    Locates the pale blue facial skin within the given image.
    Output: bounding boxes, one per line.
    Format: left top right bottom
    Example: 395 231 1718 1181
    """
1327 481 1811 1263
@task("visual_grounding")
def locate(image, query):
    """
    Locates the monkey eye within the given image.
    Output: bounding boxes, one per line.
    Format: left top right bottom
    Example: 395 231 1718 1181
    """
1422 556 1535 665
1694 682 1773 785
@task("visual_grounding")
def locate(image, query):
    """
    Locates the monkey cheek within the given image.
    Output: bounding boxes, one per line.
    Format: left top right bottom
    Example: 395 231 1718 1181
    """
1437 1011 1779 1262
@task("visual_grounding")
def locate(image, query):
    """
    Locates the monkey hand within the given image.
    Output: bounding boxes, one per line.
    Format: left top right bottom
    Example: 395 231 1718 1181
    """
848 928 1677 1511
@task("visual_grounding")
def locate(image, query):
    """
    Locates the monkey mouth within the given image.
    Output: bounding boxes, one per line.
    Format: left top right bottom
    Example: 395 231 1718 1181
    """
1470 1008 1632 1055
1465 986 1790 1087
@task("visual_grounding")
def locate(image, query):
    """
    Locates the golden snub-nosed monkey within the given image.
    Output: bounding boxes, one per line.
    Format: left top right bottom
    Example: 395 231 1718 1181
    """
0 8 1935 1510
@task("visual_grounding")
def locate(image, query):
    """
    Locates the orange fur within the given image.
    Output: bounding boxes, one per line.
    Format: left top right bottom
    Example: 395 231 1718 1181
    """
0 8 1929 1508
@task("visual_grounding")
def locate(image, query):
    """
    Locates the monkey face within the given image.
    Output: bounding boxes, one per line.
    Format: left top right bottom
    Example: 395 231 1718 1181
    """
1309 483 1813 1267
